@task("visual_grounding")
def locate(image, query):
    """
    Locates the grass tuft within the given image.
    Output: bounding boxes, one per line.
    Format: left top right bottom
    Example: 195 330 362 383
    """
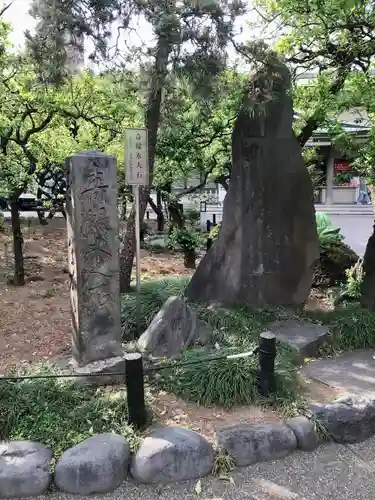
212 450 236 477
0 365 141 457
304 305 375 355
149 345 302 411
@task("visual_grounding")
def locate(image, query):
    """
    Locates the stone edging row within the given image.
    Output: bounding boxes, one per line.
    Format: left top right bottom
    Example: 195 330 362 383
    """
1 395 373 498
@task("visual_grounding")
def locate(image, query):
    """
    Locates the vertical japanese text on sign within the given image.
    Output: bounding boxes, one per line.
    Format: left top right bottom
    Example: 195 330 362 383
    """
125 128 149 186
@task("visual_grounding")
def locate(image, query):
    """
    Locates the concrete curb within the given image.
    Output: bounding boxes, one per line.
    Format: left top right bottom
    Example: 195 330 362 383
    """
1 394 374 498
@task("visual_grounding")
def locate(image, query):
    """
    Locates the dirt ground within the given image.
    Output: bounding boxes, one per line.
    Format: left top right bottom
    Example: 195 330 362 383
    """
0 223 190 373
0 223 341 435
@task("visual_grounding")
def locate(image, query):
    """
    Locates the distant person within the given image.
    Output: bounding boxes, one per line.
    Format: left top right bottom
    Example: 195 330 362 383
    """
206 219 212 232
357 178 371 204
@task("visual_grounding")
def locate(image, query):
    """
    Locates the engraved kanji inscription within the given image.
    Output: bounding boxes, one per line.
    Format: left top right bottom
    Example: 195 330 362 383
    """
66 151 121 365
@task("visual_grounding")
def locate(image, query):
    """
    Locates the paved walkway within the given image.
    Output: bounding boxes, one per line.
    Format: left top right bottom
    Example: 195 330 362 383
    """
301 349 375 397
31 437 375 500
328 214 373 257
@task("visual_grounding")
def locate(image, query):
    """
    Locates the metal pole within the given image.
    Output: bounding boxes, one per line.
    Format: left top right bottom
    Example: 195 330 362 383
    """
125 353 147 429
134 185 141 339
258 331 277 397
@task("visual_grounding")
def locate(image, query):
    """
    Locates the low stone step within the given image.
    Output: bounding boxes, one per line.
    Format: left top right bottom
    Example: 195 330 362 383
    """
268 319 330 363
301 349 375 397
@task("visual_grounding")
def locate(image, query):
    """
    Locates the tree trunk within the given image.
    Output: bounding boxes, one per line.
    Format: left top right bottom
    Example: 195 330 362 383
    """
147 193 165 231
119 36 172 292
156 190 164 231
37 209 48 225
184 249 196 269
10 199 25 286
168 201 184 231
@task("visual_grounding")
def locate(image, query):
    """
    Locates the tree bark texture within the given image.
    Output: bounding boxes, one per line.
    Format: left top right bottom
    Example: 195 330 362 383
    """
10 199 25 286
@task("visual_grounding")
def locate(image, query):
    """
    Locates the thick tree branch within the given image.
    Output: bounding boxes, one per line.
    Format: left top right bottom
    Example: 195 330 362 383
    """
0 1 13 16
147 195 163 217
23 112 54 143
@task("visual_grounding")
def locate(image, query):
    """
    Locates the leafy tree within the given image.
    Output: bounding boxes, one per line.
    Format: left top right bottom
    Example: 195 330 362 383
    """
0 32 141 285
154 70 243 228
0 52 58 284
28 0 247 291
246 0 375 146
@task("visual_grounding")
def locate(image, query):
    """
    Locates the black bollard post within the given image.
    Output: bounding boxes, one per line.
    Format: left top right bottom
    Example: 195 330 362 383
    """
125 353 147 429
258 331 277 397
206 237 212 251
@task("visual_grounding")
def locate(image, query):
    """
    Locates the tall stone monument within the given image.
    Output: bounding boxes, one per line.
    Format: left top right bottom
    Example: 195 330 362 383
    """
186 57 319 309
66 151 122 365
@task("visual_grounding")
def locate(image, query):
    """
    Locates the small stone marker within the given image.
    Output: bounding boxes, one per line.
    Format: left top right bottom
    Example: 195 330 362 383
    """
137 296 212 357
66 150 121 365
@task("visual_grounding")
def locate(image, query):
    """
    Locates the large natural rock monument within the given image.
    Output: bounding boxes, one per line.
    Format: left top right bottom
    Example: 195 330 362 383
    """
186 57 319 308
361 223 375 310
66 150 122 365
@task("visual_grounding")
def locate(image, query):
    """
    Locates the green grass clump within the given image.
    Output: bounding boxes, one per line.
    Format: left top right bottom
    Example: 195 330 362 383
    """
193 304 279 348
0 366 141 457
121 277 301 410
316 306 375 355
302 305 375 355
121 276 190 340
150 345 301 411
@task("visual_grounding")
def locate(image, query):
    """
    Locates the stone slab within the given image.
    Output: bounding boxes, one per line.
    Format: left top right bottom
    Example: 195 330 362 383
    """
268 319 330 361
66 150 121 365
301 349 375 396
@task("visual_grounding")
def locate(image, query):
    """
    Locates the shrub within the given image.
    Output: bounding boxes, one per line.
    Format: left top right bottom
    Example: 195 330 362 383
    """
168 227 202 268
306 305 375 355
167 227 202 252
140 220 150 242
315 212 344 248
313 212 358 287
0 366 141 456
184 208 200 226
193 303 278 348
121 276 189 340
209 223 221 241
343 259 363 300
